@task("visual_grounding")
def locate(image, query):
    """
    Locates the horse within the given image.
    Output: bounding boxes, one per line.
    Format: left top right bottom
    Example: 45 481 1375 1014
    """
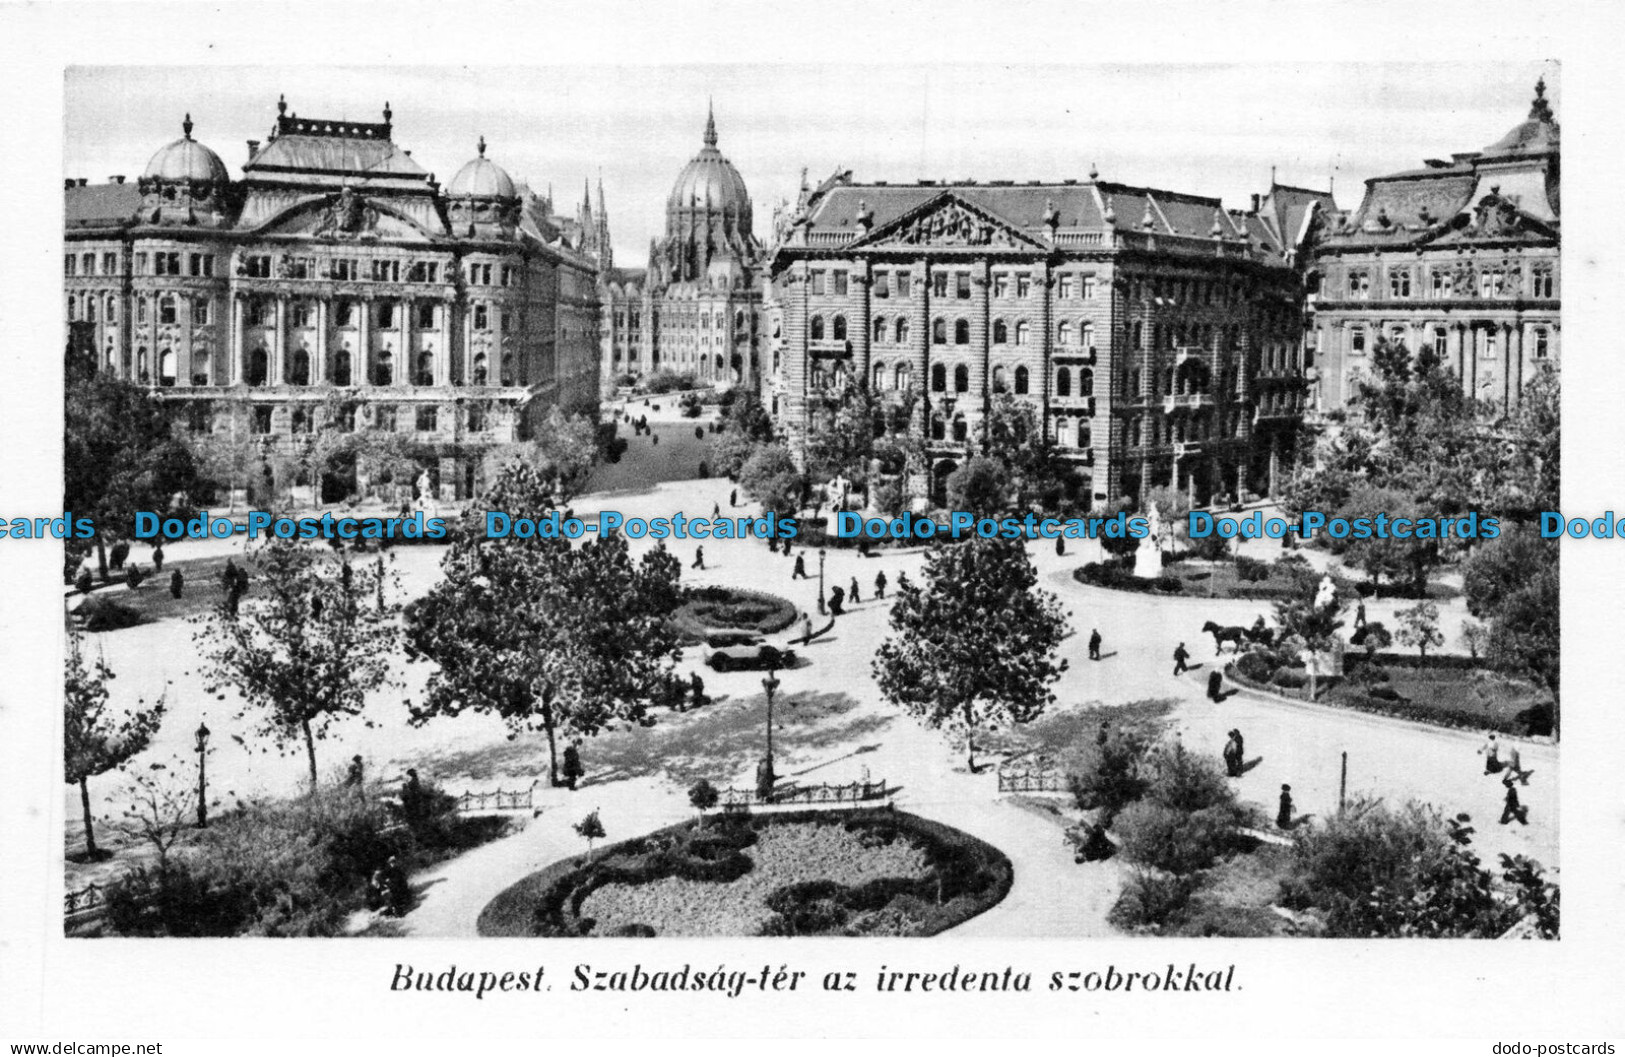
1242 624 1276 647
1202 620 1248 654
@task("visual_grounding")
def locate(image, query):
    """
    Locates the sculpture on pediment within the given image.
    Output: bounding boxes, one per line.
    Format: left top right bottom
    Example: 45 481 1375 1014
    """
892 203 1017 247
1449 260 1476 297
317 186 376 238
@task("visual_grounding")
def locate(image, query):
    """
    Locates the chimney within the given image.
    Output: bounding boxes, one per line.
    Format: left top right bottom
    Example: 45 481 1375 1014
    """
247 140 260 160
64 178 75 190
110 175 125 184
1250 193 1261 213
79 178 89 187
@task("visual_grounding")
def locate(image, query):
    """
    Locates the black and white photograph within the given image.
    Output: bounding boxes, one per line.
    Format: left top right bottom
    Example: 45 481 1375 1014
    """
3 2 1623 1050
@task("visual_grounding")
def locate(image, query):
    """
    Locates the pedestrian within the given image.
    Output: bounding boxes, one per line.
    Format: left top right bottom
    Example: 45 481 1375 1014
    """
1480 732 1504 776
402 768 424 823
700 462 712 480
896 571 911 594
110 539 130 571
874 570 887 599
828 585 845 616
1088 628 1102 661
383 855 410 916
652 434 659 446
1277 784 1294 829
169 568 184 599
152 543 165 572
767 535 778 554
849 577 861 604
126 565 145 590
1207 670 1223 701
1505 742 1533 785
857 538 871 558
802 613 814 644
1173 641 1190 676
345 754 364 788
221 558 238 595
1231 728 1246 765
712 501 720 519
1355 600 1368 628
689 671 707 710
730 489 738 507
561 743 584 790
692 545 705 570
1499 777 1529 825
1056 536 1065 557
793 552 808 580
1222 737 1240 778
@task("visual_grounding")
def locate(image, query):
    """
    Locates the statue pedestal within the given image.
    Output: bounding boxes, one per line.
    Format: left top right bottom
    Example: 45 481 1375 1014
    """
1131 545 1161 579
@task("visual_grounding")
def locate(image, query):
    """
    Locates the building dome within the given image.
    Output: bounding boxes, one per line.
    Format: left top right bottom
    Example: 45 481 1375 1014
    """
667 108 751 213
143 114 229 183
1481 78 1560 158
447 137 517 198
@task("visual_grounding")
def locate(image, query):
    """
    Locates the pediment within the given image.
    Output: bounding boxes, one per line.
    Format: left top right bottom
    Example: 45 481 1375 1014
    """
250 193 442 243
854 193 1045 251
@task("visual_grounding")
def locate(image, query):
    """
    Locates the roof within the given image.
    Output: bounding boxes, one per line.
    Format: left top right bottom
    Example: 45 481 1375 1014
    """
64 182 142 228
246 133 428 182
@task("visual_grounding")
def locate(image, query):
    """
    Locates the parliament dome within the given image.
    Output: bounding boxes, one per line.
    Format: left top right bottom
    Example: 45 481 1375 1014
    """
143 115 229 183
667 107 752 214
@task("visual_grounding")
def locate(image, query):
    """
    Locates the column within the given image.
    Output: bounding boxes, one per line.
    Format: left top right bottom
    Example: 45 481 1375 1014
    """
1449 323 1464 384
358 297 372 385
314 300 329 385
1511 321 1525 409
971 259 990 434
1268 436 1280 500
462 300 475 385
230 295 245 385
273 297 288 385
852 264 871 391
433 302 450 386
911 259 929 440
441 297 455 384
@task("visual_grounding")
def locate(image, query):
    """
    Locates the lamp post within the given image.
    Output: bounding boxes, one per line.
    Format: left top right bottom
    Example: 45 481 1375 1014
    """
816 548 827 615
757 668 781 800
194 720 210 829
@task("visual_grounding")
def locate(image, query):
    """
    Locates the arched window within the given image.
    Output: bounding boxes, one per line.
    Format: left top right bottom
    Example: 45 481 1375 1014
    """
953 365 969 393
932 318 947 344
417 352 434 386
931 413 946 441
290 348 310 386
1077 422 1090 448
1014 321 1030 346
991 366 1007 393
833 315 847 341
66 296 76 322
951 415 968 442
1081 323 1094 351
158 349 176 387
375 349 394 387
135 347 149 383
332 348 352 387
1057 321 1072 345
159 294 177 325
248 347 268 386
873 361 888 389
993 319 1008 344
472 352 488 386
1054 417 1070 446
810 315 825 341
1056 367 1071 397
1014 365 1029 394
873 317 887 343
931 363 947 392
954 319 970 345
1078 367 1094 394
895 317 910 344
86 297 97 323
336 301 355 327
895 363 912 390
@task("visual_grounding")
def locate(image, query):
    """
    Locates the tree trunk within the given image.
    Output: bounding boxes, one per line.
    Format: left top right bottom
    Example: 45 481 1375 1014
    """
543 716 559 787
964 704 978 772
95 536 109 583
79 777 98 858
302 719 319 790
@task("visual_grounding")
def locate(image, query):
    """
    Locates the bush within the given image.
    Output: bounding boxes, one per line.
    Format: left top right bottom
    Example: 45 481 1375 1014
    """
1142 741 1237 814
1271 667 1309 689
1113 801 1243 875
1186 534 1232 562
636 369 701 395
75 595 146 632
1108 868 1199 930
75 567 94 594
1235 556 1269 582
1067 730 1153 822
1233 650 1276 683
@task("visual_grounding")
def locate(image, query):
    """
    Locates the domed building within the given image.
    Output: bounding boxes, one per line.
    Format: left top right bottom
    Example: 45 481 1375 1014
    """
597 104 770 394
64 97 603 505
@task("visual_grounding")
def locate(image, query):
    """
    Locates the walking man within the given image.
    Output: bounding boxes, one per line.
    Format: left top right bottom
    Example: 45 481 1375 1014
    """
849 576 861 604
1355 600 1368 628
1207 669 1224 701
730 488 737 507
345 754 364 789
1480 732 1504 776
1499 777 1529 825
874 570 888 599
1173 641 1191 676
793 551 808 580
152 543 165 572
802 613 814 644
692 546 705 570
1277 784 1294 830
1088 628 1102 661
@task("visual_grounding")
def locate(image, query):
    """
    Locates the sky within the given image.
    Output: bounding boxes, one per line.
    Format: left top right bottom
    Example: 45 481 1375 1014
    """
64 62 1558 266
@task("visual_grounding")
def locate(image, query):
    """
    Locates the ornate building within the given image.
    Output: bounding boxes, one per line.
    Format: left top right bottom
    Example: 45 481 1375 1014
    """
1308 79 1560 413
597 106 769 392
63 97 601 502
768 171 1320 508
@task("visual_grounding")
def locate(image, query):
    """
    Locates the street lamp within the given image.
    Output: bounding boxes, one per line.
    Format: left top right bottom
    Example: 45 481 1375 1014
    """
194 720 211 829
816 548 827 615
757 668 781 800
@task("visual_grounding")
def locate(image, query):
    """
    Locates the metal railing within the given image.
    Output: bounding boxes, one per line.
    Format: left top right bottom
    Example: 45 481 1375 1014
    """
452 785 537 813
997 770 1069 794
719 779 890 808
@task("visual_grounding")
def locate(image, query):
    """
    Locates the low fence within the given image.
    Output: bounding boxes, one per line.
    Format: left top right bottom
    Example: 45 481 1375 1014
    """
65 882 109 930
452 786 537 814
719 779 890 808
997 770 1069 795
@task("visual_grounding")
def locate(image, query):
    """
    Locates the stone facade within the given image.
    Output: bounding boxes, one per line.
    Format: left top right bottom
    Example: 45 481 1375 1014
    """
768 173 1318 508
1308 80 1560 414
64 98 601 503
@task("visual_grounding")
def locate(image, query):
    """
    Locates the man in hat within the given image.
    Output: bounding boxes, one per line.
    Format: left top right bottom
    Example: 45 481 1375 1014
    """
1173 642 1191 676
345 754 364 789
849 576 861 604
1089 629 1102 661
874 570 888 599
1277 784 1294 829
1499 777 1529 825
793 552 808 580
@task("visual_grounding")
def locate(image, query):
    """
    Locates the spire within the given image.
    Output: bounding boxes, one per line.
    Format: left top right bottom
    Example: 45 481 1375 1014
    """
182 113 194 139
582 178 593 216
1529 76 1554 122
596 170 607 216
703 99 718 148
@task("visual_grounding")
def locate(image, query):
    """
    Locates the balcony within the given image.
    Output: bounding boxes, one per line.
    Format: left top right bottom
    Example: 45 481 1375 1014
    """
1174 345 1208 367
1162 391 1214 414
1253 404 1301 425
1173 441 1204 459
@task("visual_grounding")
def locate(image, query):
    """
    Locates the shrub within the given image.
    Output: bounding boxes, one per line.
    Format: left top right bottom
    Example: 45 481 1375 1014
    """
76 595 146 632
75 568 94 595
1108 868 1199 930
1271 667 1309 689
1235 556 1269 582
1068 729 1153 822
1233 650 1276 683
1142 741 1237 814
1186 534 1232 562
1113 801 1242 875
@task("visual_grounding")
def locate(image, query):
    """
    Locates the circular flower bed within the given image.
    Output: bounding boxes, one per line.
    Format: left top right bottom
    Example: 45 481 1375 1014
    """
477 809 1012 938
670 586 798 643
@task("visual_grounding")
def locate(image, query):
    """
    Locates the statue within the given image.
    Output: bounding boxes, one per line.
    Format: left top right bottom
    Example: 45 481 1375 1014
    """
414 468 439 518
1132 503 1165 579
1314 573 1336 612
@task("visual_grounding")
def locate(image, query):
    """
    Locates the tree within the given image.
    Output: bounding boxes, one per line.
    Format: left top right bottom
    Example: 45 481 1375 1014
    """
1464 525 1560 736
527 407 602 502
739 443 806 518
945 456 1006 516
65 370 201 580
711 393 776 480
574 808 606 861
982 393 1075 511
113 761 197 870
193 538 400 788
1335 485 1443 594
64 630 166 859
873 537 1069 771
688 779 720 826
404 460 684 785
1394 601 1444 665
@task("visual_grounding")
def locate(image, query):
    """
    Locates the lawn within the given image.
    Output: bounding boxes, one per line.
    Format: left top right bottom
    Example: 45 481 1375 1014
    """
71 552 260 627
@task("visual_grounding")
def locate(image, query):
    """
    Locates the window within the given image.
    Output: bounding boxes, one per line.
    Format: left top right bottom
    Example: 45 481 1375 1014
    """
474 304 489 330
1387 268 1411 298
931 414 946 441
159 295 178 326
1016 273 1032 298
472 353 489 385
1079 368 1093 394
467 262 492 286
1077 423 1091 449
993 274 1009 298
154 252 182 276
374 350 395 387
895 317 910 344
416 406 439 432
895 271 910 297
1535 327 1550 359
191 298 210 326
1532 267 1554 298
84 296 96 323
501 311 513 332
992 366 1007 393
247 299 269 327
416 352 435 386
873 271 888 298
105 295 117 323
1433 327 1448 360
466 405 485 432
102 252 117 274
932 272 949 298
1347 270 1370 299
1058 275 1074 299
64 254 76 277
833 315 847 341
1056 367 1071 397
952 416 968 443
251 406 273 434
810 316 825 341
1014 321 1029 346
873 362 888 389
66 296 76 322
1130 368 1141 395
895 363 912 390
333 258 359 281
375 405 397 432
136 297 148 324
954 319 969 345
953 365 969 393
290 349 310 386
956 273 970 299
1351 327 1366 355
189 253 214 277
1057 321 1072 345
990 319 1006 344
287 257 315 279
1011 365 1027 394
408 260 439 283
931 364 947 392
500 265 516 287
833 271 848 296
1082 276 1097 300
1081 323 1094 352
1480 270 1502 298
377 301 395 329
334 301 354 328
874 317 887 342
932 319 947 345
243 254 272 278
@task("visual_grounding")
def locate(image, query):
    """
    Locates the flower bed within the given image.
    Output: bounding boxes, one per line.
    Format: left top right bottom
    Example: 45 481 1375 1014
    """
476 809 1012 938
670 586 798 643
